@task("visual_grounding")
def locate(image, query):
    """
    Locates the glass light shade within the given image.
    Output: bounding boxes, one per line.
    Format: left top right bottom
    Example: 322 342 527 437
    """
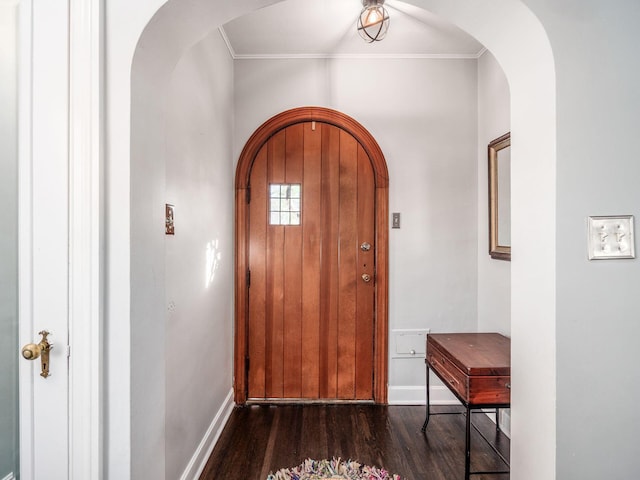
357 2 390 43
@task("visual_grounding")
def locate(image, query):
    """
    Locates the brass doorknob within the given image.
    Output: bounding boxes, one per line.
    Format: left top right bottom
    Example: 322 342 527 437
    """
22 343 41 360
361 273 372 283
21 330 52 378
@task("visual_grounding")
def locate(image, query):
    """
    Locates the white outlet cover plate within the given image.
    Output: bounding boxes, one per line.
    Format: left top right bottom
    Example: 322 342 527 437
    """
588 215 635 260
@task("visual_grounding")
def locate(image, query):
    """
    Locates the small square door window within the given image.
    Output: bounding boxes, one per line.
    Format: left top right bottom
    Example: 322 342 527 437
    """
269 184 301 225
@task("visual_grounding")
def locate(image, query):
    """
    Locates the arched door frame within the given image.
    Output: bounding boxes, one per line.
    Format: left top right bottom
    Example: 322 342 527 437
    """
234 107 389 404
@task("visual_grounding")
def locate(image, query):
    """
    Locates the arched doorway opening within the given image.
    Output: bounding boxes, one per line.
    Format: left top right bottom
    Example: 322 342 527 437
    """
128 1 556 478
234 107 389 404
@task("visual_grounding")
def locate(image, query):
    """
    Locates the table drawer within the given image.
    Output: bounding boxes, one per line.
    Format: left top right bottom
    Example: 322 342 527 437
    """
427 345 469 401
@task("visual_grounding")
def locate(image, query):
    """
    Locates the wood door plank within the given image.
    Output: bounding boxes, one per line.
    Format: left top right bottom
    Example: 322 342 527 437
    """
266 130 286 398
320 124 341 398
283 124 304 398
248 145 268 398
301 122 322 398
374 185 389 403
356 144 375 399
337 129 358 399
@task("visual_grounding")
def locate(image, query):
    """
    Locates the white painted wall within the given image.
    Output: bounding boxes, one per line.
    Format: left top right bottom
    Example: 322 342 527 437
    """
0 5 19 478
164 30 235 480
129 26 235 480
130 43 168 480
477 50 511 335
235 57 479 401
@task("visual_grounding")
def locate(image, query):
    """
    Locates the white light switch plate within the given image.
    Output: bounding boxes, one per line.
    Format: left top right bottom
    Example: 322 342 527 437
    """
392 212 401 229
588 215 635 259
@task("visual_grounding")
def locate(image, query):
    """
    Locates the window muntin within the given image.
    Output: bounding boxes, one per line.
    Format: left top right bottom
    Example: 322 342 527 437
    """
269 183 301 225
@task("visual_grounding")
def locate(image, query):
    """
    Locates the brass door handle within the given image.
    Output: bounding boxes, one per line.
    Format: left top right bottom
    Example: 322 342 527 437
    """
22 330 52 378
361 273 372 283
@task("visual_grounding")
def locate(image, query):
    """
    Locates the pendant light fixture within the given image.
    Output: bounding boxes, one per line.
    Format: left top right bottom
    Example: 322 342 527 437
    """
357 0 390 43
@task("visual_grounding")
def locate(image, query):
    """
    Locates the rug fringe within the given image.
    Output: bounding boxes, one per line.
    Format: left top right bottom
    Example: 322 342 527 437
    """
266 457 403 480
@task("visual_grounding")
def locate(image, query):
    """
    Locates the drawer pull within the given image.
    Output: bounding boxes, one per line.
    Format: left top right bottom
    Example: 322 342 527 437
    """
505 383 511 389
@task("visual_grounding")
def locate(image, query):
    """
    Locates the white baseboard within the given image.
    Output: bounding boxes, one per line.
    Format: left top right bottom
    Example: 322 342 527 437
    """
1 473 15 480
479 408 511 439
500 408 511 437
179 388 235 480
388 385 460 405
493 408 511 438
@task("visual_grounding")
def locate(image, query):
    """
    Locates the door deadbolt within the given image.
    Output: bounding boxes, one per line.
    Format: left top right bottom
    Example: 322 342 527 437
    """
22 330 52 378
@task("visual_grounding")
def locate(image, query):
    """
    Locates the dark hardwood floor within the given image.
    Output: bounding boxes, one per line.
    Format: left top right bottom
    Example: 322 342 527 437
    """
199 404 509 480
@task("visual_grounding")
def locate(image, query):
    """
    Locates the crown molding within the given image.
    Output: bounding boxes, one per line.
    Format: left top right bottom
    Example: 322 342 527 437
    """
219 26 487 60
218 26 237 59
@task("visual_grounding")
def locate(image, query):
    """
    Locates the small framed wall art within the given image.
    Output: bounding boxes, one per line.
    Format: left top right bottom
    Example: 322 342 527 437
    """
587 215 635 260
165 204 175 235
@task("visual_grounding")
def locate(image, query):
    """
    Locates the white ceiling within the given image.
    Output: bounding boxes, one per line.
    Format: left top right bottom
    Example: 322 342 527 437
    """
222 0 485 58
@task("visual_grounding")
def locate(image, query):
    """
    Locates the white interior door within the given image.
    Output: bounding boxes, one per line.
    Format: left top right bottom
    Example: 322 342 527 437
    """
21 0 71 477
2 0 71 478
4 1 102 478
2 0 102 478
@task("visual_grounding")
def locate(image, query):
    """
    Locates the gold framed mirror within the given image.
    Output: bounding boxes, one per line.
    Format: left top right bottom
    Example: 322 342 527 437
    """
488 132 511 260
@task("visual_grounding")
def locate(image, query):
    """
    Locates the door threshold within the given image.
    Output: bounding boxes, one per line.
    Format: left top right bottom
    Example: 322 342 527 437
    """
246 398 376 406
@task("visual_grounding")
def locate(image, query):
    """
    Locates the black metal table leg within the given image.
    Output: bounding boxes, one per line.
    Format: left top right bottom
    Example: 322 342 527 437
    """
465 405 471 480
421 362 430 432
496 407 500 432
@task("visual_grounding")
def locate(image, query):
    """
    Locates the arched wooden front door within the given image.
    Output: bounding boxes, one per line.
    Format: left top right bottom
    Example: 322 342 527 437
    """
235 107 388 404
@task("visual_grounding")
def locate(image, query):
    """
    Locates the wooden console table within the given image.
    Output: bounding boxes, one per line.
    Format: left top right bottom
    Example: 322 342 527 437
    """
421 333 511 479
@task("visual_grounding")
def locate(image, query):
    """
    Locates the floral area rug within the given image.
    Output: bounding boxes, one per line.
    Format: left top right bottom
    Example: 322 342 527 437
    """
266 458 404 480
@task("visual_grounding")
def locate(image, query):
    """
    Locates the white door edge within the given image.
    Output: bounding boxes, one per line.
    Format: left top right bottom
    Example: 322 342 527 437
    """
17 0 36 477
68 0 104 478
